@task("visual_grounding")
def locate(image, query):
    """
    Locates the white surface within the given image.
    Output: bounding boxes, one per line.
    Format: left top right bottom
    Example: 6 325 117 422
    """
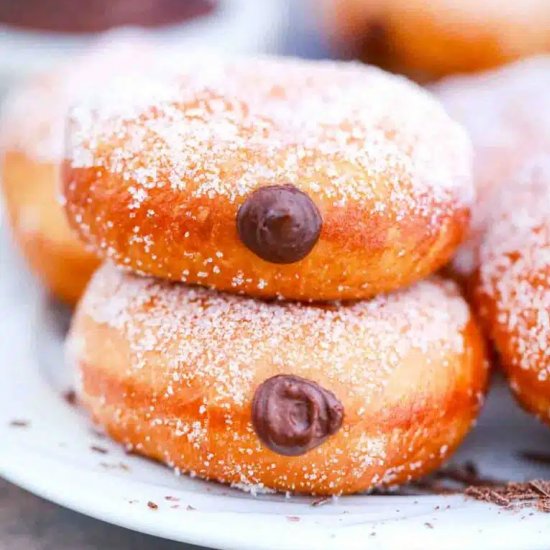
1 222 550 550
0 0 288 90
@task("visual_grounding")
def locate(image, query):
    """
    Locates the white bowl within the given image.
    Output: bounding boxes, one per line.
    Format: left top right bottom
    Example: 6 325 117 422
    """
0 0 288 90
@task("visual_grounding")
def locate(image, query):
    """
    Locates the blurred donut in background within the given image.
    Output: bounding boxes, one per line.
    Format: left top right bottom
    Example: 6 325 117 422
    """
434 56 550 278
473 158 550 426
319 0 550 80
0 39 158 305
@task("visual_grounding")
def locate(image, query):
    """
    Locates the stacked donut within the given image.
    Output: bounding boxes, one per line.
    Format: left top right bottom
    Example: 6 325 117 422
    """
6 55 489 495
435 57 550 428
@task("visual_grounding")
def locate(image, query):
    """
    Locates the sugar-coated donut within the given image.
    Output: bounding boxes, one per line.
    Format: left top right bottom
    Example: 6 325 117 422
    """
68 263 488 495
0 69 102 304
435 56 550 277
0 38 175 304
0 39 158 304
474 159 550 426
320 0 550 80
63 56 473 301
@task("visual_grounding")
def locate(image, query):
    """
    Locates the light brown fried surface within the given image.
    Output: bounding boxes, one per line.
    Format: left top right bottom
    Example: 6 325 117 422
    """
1 151 98 305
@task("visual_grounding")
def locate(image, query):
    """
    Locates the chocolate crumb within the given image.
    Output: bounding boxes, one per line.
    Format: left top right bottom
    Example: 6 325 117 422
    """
287 516 300 522
425 522 434 529
147 501 158 510
63 389 77 406
90 445 108 454
529 480 550 498
99 462 128 471
9 419 29 428
311 497 331 507
165 496 180 502
465 480 550 513
186 505 196 511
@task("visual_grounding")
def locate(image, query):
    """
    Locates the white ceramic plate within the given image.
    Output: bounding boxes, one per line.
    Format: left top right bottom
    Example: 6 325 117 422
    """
1 220 550 550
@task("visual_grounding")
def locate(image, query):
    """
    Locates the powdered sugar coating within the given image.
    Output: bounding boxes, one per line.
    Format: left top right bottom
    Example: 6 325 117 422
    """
80 263 470 391
435 56 550 275
69 263 484 494
477 157 550 378
68 55 473 208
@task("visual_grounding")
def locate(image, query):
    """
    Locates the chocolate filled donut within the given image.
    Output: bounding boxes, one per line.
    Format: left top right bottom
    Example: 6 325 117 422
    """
68 263 488 495
63 56 473 301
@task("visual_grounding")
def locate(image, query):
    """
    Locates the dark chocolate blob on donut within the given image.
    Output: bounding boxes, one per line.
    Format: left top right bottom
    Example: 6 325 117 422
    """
251 374 344 456
236 185 322 264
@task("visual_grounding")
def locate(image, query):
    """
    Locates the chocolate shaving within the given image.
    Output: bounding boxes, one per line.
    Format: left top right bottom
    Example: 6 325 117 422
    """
99 462 129 471
529 480 550 498
311 496 332 507
286 516 300 522
90 445 109 454
9 419 29 428
465 480 550 513
186 505 196 511
63 389 77 406
147 501 159 510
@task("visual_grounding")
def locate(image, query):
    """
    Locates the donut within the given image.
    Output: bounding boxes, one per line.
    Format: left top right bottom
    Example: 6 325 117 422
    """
0 72 100 304
63 56 473 301
434 56 550 277
0 38 158 304
67 262 488 495
320 0 550 80
474 158 550 426
0 45 144 304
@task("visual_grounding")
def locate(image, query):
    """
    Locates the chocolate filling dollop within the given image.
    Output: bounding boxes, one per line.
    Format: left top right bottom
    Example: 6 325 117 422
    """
252 374 344 456
237 185 322 264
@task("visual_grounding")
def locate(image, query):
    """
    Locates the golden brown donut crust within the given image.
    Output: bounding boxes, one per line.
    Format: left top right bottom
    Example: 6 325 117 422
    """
320 0 550 80
63 57 472 301
474 160 550 426
1 151 99 305
68 264 488 495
